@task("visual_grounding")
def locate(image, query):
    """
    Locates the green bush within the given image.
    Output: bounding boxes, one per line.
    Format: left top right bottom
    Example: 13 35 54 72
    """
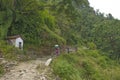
52 60 74 80
0 40 33 61
81 60 98 80
52 54 82 80
87 42 97 50
52 48 120 80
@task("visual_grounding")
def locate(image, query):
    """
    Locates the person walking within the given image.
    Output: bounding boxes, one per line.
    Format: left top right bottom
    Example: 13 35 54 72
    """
55 44 60 56
67 47 70 53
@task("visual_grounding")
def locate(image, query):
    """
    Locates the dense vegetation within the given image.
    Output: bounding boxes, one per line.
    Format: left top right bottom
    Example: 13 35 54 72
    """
0 0 120 79
52 48 120 80
0 0 120 59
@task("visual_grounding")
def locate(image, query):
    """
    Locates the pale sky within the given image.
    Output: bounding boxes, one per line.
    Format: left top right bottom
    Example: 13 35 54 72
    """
88 0 120 19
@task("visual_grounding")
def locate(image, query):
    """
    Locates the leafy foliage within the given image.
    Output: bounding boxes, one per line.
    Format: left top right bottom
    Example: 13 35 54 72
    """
0 0 120 79
0 0 120 58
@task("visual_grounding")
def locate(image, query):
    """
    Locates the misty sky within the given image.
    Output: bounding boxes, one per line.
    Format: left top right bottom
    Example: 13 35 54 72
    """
88 0 120 19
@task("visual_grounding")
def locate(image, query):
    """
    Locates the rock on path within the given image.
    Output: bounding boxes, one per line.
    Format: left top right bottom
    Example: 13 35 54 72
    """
0 58 53 80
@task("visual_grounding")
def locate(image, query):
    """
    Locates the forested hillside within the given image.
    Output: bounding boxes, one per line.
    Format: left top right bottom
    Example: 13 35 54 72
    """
0 0 120 80
0 0 120 59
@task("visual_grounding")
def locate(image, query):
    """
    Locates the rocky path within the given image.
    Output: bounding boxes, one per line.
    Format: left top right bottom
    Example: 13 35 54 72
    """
0 58 54 80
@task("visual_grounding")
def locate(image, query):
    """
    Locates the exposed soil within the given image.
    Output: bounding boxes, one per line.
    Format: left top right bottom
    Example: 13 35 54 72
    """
0 58 55 80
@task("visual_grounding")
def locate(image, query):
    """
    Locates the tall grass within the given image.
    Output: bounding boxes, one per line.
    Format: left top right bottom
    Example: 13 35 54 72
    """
51 48 120 80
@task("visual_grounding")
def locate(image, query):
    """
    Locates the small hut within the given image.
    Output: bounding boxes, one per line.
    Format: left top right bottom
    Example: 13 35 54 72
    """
7 35 23 49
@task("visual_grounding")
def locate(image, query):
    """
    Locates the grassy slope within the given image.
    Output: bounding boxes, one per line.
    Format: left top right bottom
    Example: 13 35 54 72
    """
51 48 120 80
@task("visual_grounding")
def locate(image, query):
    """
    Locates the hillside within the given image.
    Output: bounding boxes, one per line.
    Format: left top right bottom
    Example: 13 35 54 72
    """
0 0 120 80
0 0 120 55
51 48 120 80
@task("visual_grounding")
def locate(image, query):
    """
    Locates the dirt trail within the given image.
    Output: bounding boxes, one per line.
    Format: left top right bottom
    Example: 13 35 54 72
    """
0 58 54 80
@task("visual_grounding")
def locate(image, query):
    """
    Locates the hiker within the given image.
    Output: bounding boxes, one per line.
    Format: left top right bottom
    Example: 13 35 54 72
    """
67 47 70 53
55 44 60 56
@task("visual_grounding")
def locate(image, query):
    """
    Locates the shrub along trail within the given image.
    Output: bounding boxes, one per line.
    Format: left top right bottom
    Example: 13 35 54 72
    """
0 57 54 80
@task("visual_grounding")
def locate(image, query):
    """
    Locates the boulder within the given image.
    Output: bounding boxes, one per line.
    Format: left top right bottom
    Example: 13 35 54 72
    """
45 58 52 66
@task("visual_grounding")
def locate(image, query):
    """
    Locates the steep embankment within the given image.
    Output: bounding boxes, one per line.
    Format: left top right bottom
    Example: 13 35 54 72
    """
51 48 120 80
